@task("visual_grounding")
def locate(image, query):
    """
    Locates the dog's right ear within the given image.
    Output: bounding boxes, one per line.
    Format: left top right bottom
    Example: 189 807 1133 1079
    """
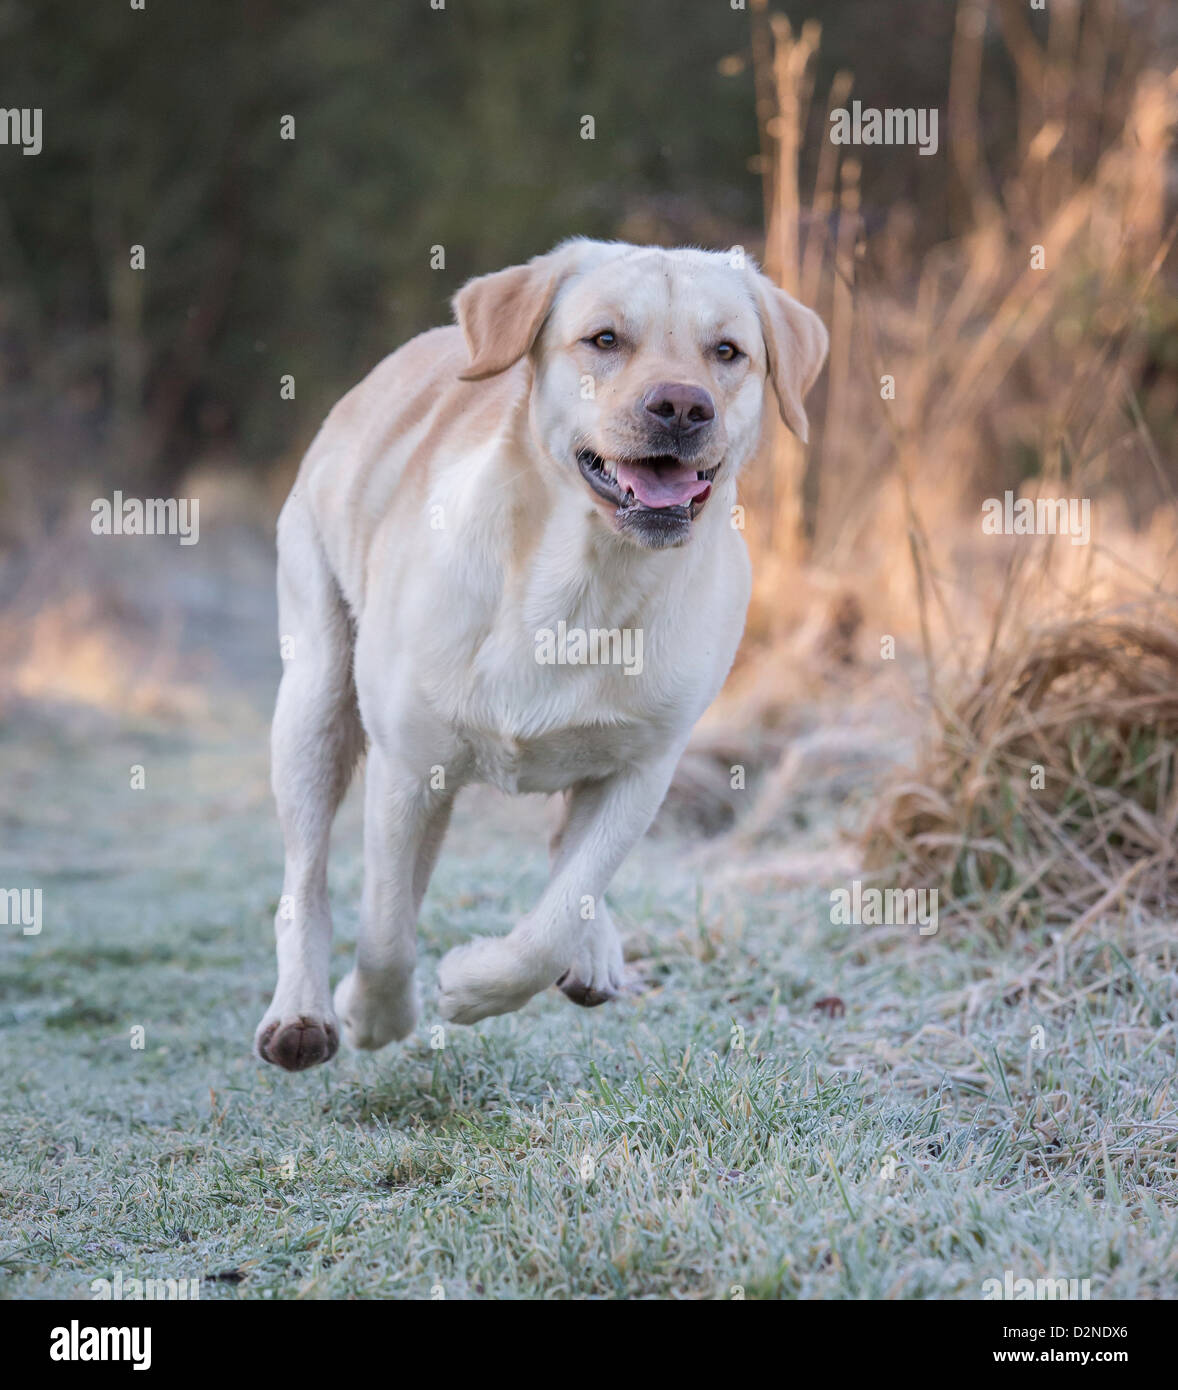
453 253 563 381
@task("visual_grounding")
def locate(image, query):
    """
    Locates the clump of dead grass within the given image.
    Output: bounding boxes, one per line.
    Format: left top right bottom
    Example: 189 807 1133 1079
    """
862 605 1178 933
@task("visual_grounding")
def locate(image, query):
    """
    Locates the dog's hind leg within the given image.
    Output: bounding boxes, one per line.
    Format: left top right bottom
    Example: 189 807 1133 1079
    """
255 494 363 1072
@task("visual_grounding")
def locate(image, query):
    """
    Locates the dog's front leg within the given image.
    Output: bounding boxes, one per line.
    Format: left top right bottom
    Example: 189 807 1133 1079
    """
437 750 681 1024
333 745 454 1050
547 790 624 1007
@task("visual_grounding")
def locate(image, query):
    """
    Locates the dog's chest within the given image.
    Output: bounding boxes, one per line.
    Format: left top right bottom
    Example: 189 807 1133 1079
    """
463 718 654 795
454 636 673 794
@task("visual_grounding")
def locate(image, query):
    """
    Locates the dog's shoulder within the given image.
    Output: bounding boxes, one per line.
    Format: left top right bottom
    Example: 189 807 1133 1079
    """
326 324 525 445
292 322 530 603
335 324 467 418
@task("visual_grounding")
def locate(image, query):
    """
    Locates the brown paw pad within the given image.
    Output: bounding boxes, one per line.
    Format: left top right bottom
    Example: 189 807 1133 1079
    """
556 973 615 1008
257 1017 339 1071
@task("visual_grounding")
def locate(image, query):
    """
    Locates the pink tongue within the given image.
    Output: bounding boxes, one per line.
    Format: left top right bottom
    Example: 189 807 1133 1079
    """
615 460 712 509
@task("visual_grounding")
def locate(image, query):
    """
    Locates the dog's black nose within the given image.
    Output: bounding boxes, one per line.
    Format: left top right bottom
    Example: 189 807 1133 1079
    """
642 383 715 436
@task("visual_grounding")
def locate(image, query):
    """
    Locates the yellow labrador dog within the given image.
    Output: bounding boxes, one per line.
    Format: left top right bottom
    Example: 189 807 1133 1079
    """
255 238 827 1071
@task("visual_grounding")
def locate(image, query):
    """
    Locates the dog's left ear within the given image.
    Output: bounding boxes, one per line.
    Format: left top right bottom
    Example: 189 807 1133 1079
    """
754 277 829 443
453 252 563 381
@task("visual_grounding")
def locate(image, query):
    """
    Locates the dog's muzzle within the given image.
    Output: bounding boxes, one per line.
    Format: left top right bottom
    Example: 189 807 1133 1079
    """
578 448 716 509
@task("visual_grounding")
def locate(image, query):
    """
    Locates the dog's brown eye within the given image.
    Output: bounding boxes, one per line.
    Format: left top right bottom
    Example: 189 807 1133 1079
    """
715 342 740 361
588 330 618 349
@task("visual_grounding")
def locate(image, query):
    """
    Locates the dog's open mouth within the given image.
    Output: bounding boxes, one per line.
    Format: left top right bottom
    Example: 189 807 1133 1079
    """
577 449 717 518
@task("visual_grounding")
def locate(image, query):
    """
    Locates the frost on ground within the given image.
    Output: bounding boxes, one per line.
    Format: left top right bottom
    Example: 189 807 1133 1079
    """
0 531 1175 1299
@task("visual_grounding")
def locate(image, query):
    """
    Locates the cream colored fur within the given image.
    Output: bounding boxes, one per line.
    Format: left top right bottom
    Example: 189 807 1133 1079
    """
254 238 827 1071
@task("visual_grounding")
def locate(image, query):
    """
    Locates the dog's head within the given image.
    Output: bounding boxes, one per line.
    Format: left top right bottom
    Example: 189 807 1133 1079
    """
454 239 828 551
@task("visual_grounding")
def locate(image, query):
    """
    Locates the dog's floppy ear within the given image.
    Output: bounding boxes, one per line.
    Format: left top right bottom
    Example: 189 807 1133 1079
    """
453 253 563 381
754 276 829 443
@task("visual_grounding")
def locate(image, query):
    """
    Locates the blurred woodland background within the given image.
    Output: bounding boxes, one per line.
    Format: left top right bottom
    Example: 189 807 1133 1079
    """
2 0 1178 934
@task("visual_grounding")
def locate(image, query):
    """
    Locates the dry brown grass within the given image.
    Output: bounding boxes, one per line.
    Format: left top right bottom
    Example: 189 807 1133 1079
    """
742 0 1178 649
861 604 1178 932
726 2 1178 932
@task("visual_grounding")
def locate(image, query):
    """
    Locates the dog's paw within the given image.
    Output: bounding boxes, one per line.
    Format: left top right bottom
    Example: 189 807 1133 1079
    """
436 937 547 1025
254 1013 339 1071
557 926 626 1008
333 969 417 1050
556 972 620 1007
